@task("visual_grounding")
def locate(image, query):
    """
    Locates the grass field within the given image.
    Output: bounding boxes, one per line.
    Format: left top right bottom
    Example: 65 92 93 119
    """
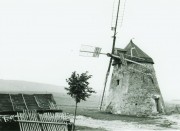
59 105 154 122
54 93 180 131
1 93 180 131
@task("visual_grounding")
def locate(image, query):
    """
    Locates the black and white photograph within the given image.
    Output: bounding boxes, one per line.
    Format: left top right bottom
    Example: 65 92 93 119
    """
0 0 180 131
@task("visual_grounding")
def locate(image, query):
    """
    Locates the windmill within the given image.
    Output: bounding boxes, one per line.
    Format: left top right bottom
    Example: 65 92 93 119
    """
80 0 165 115
80 0 147 109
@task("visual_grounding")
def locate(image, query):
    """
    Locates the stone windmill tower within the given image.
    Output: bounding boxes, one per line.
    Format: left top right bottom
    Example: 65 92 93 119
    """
104 40 165 116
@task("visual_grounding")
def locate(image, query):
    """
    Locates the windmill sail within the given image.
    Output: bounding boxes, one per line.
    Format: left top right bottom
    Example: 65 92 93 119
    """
79 45 102 57
93 47 102 57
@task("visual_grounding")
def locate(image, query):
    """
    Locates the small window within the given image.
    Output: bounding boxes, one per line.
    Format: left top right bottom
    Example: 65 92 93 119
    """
118 64 121 68
117 80 120 85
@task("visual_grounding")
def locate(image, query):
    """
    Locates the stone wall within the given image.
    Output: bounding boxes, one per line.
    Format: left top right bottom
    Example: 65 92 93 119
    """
104 63 165 116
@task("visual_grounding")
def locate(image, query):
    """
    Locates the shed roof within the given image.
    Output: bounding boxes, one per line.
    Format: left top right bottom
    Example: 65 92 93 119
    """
0 93 60 114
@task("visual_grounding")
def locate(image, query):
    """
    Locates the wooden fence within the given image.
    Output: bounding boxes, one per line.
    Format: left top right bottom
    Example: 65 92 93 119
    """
17 110 72 131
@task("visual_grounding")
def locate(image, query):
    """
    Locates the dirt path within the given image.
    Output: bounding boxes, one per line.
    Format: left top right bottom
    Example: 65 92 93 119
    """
72 114 180 131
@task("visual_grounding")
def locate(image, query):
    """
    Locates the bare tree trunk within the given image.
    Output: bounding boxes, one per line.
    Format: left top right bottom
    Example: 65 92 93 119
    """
73 101 78 131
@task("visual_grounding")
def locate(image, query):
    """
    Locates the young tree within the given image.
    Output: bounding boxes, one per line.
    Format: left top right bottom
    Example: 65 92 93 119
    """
65 71 95 130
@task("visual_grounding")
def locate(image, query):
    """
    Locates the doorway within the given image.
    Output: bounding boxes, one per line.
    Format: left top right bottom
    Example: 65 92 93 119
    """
155 98 160 112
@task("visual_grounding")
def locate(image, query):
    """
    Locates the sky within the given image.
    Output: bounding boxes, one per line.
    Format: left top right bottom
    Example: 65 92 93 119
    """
0 0 180 101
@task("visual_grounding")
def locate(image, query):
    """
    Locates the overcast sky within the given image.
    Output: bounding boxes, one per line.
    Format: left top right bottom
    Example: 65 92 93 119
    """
0 0 180 101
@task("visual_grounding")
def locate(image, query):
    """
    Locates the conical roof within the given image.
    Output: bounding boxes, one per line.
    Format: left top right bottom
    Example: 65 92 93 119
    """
124 40 150 58
115 40 154 64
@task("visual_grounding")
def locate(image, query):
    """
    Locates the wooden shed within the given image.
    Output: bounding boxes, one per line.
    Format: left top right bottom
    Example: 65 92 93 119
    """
0 93 61 114
0 93 72 131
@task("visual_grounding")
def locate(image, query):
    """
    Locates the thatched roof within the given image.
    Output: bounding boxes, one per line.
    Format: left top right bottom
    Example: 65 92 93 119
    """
114 40 154 64
0 93 60 114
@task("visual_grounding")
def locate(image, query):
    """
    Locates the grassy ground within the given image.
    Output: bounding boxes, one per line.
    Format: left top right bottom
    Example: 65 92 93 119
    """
59 105 166 131
75 126 107 131
60 106 179 130
59 105 156 122
54 94 180 130
54 94 162 131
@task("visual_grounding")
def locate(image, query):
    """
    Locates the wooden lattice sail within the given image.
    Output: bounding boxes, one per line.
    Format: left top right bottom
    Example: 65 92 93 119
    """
103 40 165 116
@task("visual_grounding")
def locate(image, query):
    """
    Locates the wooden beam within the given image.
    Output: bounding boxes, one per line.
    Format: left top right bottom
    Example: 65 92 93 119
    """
21 94 28 110
108 53 150 69
17 120 67 125
34 96 42 108
9 94 15 111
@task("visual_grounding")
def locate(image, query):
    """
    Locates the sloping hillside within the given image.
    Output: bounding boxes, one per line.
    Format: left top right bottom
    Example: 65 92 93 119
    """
0 79 65 93
0 79 100 108
53 92 100 109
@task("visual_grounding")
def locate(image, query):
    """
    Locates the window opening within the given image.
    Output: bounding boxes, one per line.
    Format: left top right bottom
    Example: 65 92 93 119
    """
117 80 120 85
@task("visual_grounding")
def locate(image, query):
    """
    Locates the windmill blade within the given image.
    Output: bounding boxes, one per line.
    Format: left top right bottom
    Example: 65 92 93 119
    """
79 45 105 57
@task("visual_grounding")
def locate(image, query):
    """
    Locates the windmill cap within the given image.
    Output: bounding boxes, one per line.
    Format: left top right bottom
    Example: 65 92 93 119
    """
115 40 154 64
